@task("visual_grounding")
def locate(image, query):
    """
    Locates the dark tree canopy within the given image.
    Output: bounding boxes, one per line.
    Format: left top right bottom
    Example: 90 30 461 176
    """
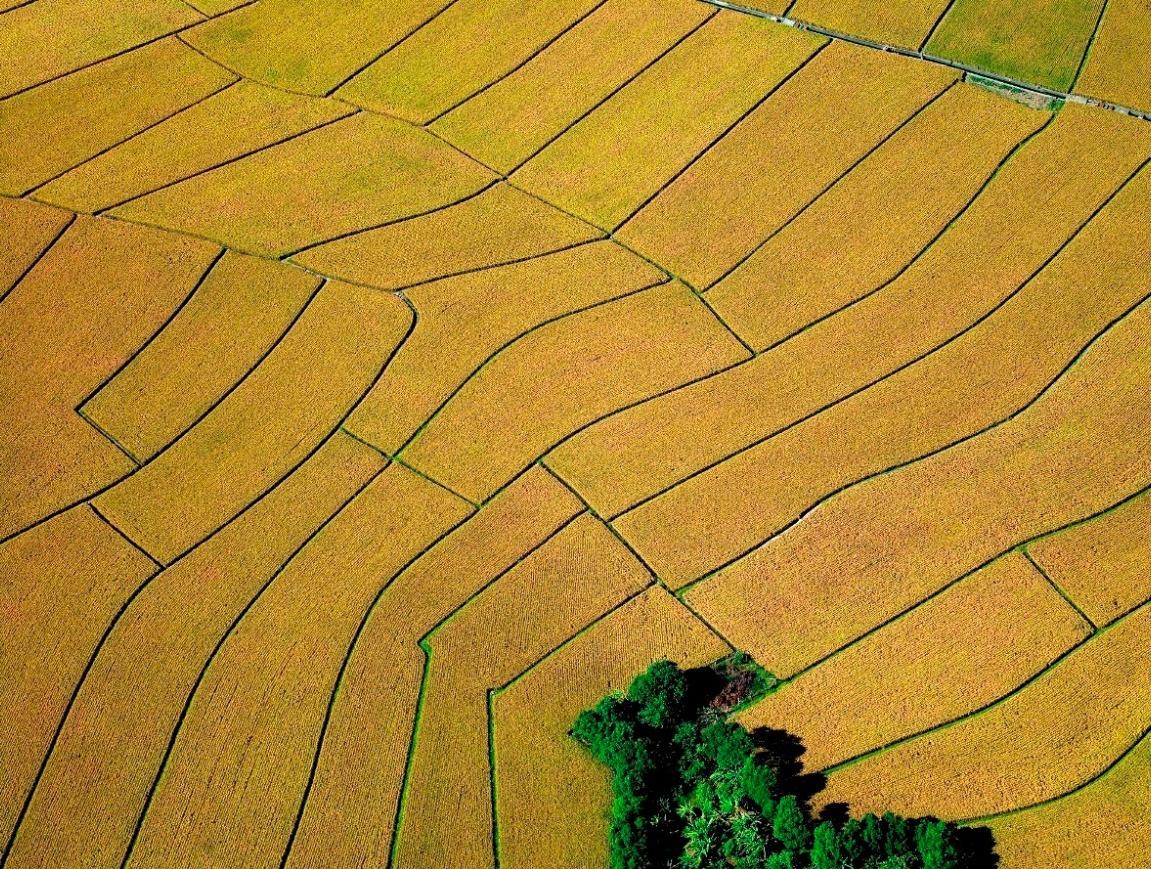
571 657 997 869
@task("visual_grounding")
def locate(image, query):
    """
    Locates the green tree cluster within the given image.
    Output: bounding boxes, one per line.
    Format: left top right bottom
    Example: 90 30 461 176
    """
571 658 990 869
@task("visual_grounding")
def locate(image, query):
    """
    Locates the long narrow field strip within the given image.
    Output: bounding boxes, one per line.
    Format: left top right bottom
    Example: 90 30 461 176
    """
0 196 71 297
430 0 713 172
988 732 1151 868
34 80 353 213
1074 0 1151 116
93 280 412 564
736 553 1091 772
121 463 470 869
493 587 730 869
283 466 582 869
1 432 384 869
615 41 959 289
704 82 1045 349
335 0 606 122
784 0 949 48
544 102 1151 519
81 253 321 462
111 112 496 257
614 143 1151 588
925 0 1106 91
0 38 235 195
511 12 827 230
401 281 749 504
392 513 652 869
816 601 1151 819
0 216 218 540
1027 489 1151 627
345 241 663 456
684 291 1151 679
292 183 602 291
0 507 156 853
182 0 454 95
0 0 201 96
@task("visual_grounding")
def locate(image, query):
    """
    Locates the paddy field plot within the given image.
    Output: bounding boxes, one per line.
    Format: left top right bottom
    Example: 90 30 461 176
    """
2 2 1150 867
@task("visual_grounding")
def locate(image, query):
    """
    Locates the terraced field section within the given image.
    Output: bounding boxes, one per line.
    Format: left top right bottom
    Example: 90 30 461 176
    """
1 2 1149 867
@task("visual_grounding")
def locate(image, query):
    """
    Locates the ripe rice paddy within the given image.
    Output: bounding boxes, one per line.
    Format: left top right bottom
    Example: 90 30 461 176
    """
1 1 1148 866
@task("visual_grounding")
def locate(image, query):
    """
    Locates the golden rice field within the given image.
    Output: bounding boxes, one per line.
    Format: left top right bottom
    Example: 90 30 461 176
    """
1 1 1148 867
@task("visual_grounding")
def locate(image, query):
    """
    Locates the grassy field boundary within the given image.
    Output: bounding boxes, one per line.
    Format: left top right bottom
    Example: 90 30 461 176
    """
0 208 74 303
704 0 1151 122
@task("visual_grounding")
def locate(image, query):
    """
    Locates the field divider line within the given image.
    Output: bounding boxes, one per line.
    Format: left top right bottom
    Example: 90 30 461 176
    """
387 271 672 461
485 582 660 868
116 460 391 869
611 38 832 234
321 0 465 98
918 0 959 53
819 595 1151 823
608 153 1151 525
733 111 1056 354
338 426 479 509
77 407 144 469
1071 0 1113 92
961 720 1151 825
1021 549 1098 632
499 7 720 176
382 510 588 869
702 79 960 292
701 0 1151 122
3 296 425 867
75 248 226 419
20 77 240 199
88 503 163 571
730 482 1151 776
421 0 615 128
0 0 258 105
673 282 1151 602
91 102 359 217
0 0 46 16
0 209 75 305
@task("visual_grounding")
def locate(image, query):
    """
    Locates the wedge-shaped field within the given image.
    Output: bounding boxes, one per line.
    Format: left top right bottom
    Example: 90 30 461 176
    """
93 280 412 564
123 463 469 869
111 112 495 256
784 0 949 48
493 587 729 869
616 41 958 288
2 432 383 869
292 183 601 291
736 554 1091 771
81 253 321 463
684 292 1151 678
0 216 218 540
430 0 712 172
988 731 1151 868
704 82 1046 348
402 281 749 503
0 507 156 852
925 0 1105 90
0 0 201 97
0 196 71 297
1074 0 1151 114
512 12 826 229
545 102 1151 519
1027 490 1151 627
35 81 353 213
817 601 1151 819
392 513 652 869
0 39 234 195
614 139 1151 587
346 241 663 456
284 466 581 869
182 0 452 95
337 0 605 122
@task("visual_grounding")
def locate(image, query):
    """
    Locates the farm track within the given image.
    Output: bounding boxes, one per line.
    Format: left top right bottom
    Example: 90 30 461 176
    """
2 2 1150 866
